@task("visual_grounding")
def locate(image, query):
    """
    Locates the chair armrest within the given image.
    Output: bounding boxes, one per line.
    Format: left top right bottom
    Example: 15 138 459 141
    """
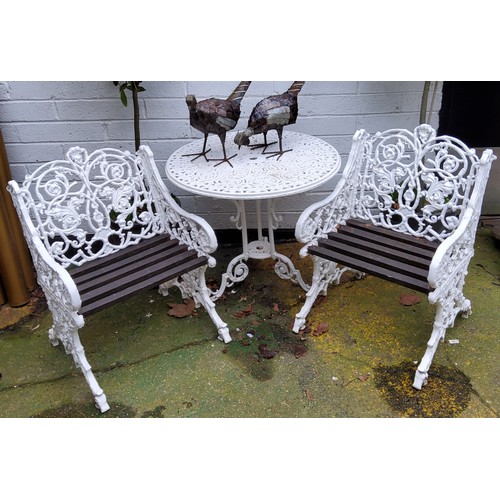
295 176 350 253
428 148 495 299
7 180 82 314
137 146 218 267
295 129 368 257
428 207 477 301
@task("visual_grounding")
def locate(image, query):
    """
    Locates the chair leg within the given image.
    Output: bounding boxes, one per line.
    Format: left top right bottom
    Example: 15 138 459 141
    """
413 284 471 390
413 302 447 389
456 292 472 318
48 310 110 412
293 256 348 333
163 267 232 343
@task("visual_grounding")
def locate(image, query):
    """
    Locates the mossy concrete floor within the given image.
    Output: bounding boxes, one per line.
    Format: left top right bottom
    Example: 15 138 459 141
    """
0 228 498 418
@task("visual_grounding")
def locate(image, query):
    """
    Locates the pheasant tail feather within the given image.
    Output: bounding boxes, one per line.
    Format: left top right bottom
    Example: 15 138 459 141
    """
228 81 252 104
288 81 305 95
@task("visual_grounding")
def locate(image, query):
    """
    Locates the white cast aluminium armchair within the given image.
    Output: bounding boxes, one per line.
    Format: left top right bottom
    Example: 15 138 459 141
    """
8 145 231 412
293 124 495 389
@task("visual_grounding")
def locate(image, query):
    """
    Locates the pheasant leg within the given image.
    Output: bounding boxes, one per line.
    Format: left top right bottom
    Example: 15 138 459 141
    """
263 128 292 160
182 134 212 162
208 134 236 167
250 132 276 153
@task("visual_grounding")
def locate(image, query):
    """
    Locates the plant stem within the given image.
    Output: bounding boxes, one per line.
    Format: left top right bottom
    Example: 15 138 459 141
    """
420 81 431 125
133 86 140 151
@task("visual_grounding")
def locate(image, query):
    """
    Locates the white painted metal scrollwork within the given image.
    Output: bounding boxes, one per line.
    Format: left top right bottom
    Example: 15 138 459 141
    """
209 255 250 301
6 185 109 411
166 132 340 298
273 255 310 290
15 147 163 267
158 267 231 343
296 125 488 250
412 207 488 389
11 146 218 269
293 256 358 332
354 124 481 241
295 129 368 252
166 131 340 200
137 147 218 266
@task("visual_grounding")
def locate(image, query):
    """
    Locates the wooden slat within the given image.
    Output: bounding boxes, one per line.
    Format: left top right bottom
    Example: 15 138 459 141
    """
73 242 188 291
79 255 207 316
79 249 200 305
326 231 432 270
67 231 210 317
345 219 439 251
69 233 173 278
318 238 429 280
309 245 432 294
337 223 436 259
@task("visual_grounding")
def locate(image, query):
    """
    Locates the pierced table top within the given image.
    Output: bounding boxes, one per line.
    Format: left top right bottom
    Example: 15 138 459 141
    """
165 131 341 200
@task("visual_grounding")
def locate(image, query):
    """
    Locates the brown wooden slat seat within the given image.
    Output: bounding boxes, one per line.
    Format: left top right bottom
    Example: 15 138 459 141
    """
344 219 439 252
309 218 438 294
69 234 207 316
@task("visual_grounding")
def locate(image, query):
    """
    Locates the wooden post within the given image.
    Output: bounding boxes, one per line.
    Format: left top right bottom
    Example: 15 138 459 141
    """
0 129 37 307
0 276 6 305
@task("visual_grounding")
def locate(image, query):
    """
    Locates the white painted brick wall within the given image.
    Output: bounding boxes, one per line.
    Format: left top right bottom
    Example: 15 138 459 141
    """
0 81 442 230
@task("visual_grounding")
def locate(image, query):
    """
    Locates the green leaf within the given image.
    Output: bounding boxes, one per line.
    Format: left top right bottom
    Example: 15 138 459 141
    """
120 90 128 107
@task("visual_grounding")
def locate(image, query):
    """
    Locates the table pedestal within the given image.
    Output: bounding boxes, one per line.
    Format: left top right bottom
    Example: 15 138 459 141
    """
210 199 310 300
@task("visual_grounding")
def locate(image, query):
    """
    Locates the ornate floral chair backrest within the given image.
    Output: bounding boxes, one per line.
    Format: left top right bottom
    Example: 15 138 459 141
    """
16 147 163 268
352 124 483 242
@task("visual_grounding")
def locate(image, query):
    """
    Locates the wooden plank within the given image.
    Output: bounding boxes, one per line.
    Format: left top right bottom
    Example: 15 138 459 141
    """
79 255 207 316
309 245 432 294
337 223 436 259
69 233 173 278
325 231 432 270
345 219 439 251
318 238 429 280
79 249 201 305
73 242 187 290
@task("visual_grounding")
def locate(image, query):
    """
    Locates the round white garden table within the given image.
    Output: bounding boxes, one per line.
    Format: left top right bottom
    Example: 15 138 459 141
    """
165 131 341 299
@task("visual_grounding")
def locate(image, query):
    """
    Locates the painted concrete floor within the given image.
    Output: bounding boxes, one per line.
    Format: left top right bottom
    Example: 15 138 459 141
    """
0 227 499 419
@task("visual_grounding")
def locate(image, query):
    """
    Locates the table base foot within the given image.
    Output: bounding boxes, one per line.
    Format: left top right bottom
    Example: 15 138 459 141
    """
210 244 309 301
210 254 250 300
273 252 310 291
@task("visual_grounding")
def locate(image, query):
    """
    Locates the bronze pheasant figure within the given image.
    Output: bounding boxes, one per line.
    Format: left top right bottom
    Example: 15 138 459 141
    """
184 81 252 167
234 81 305 159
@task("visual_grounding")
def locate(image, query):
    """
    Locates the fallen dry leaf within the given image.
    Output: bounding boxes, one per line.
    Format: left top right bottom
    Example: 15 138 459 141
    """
167 298 196 318
258 343 278 359
305 389 314 401
399 293 421 306
357 374 370 382
312 322 329 336
272 303 280 312
232 303 253 319
294 344 308 358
